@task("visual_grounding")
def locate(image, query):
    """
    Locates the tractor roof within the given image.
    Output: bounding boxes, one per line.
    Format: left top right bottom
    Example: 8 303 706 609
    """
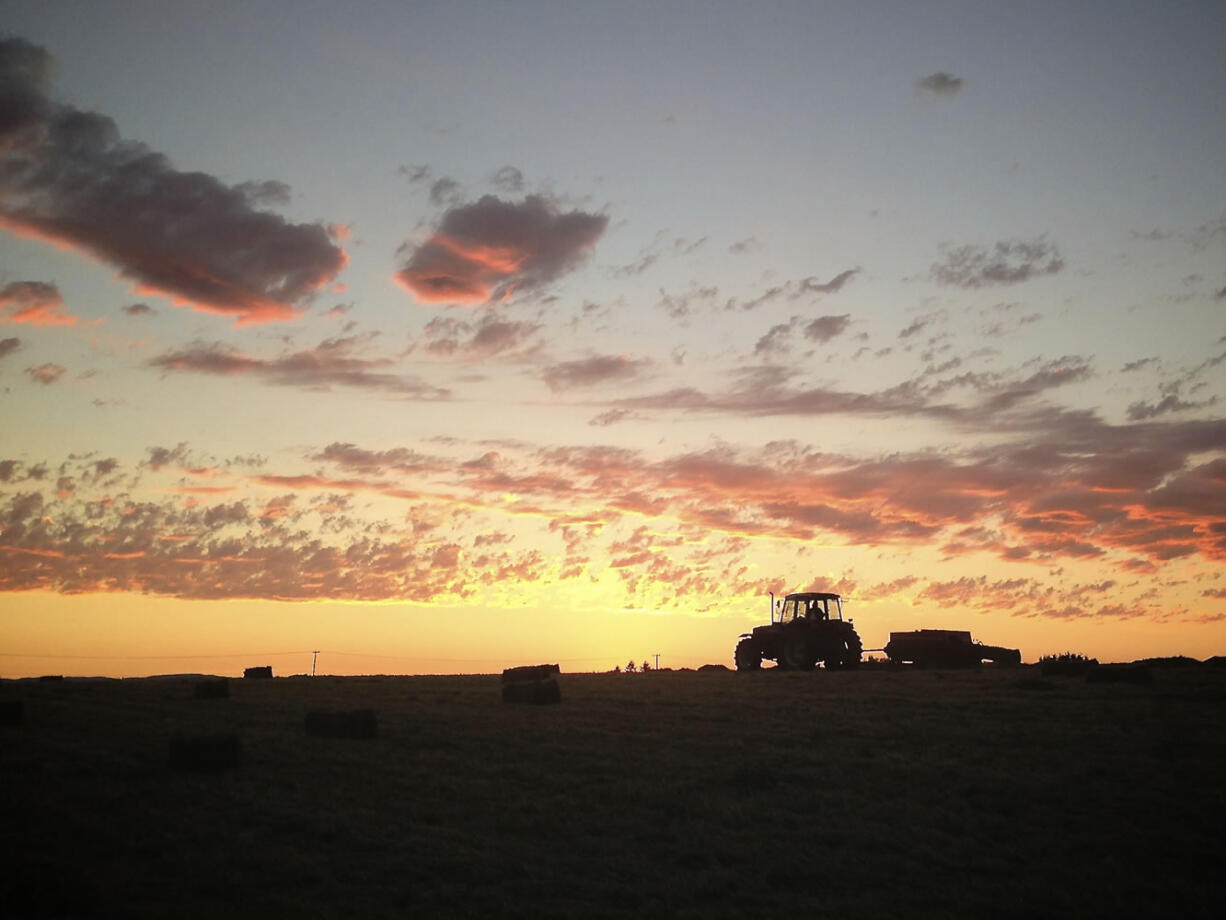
785 592 842 601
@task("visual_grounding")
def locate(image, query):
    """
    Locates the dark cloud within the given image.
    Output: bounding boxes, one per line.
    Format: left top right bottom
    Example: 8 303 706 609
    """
805 314 851 343
916 72 964 96
491 166 524 193
0 336 21 359
395 195 608 304
122 302 156 317
150 336 450 398
932 238 1064 288
728 237 759 254
1122 357 1158 373
0 37 347 326
542 354 650 392
25 361 65 384
0 280 80 326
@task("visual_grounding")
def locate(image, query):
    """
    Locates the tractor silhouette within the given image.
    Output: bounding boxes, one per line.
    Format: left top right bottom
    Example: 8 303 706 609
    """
735 592 861 671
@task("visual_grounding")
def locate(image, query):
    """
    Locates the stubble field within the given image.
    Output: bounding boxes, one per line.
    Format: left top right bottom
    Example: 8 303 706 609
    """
2 665 1223 919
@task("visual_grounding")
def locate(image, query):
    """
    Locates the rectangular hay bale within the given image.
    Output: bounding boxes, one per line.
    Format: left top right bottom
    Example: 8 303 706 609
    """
501 663 561 683
243 666 273 679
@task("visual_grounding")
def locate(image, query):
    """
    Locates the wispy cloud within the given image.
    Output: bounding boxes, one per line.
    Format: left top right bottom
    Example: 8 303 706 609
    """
150 336 450 398
542 354 651 392
916 71 965 96
932 238 1064 288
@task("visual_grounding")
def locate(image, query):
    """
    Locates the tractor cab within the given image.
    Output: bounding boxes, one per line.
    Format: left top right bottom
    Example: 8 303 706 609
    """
774 592 845 624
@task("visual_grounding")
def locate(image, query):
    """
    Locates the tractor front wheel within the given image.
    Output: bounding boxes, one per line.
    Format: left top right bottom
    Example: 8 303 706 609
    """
734 637 762 671
782 635 816 671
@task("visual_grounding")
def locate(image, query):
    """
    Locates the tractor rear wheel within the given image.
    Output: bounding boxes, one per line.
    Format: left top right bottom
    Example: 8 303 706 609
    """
827 634 862 669
734 637 762 671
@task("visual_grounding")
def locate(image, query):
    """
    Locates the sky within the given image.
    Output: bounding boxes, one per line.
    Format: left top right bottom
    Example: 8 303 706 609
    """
2 1 1224 677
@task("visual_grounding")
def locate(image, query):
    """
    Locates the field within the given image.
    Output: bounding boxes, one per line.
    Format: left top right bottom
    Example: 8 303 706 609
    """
3 666 1224 919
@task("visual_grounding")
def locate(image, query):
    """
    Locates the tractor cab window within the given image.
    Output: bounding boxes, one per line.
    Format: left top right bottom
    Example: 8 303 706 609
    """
780 598 801 622
806 598 828 620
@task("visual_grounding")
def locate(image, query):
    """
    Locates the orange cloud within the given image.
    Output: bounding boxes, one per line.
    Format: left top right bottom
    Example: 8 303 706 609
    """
0 281 80 326
395 195 607 304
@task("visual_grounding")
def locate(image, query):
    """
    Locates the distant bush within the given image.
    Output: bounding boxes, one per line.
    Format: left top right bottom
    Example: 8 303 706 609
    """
1040 652 1099 676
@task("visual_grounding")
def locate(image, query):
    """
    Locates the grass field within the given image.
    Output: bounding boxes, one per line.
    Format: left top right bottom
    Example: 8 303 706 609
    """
3 666 1223 918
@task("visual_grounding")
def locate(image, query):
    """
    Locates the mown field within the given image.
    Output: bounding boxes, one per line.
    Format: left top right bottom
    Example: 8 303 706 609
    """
2 666 1223 919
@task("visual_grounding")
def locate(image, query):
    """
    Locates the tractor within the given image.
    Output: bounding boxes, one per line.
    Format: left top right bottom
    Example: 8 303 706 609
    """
735 591 862 671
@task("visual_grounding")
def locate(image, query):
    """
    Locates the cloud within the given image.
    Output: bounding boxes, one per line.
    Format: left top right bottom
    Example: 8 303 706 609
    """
542 354 651 392
1127 394 1216 420
394 195 608 304
916 72 965 96
25 361 65 384
491 166 524 193
0 37 347 326
420 313 542 358
805 314 852 343
429 177 461 207
122 302 156 317
932 238 1064 288
0 336 21 360
798 269 858 296
150 336 450 398
730 270 859 311
0 280 81 326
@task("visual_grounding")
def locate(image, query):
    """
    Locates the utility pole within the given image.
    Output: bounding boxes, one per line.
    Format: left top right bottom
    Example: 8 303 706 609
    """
311 650 319 677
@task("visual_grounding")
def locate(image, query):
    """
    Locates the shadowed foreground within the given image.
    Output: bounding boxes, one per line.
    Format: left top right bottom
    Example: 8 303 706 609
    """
2 668 1223 918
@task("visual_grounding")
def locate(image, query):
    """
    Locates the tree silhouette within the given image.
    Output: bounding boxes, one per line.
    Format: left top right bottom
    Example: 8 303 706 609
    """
626 660 637 673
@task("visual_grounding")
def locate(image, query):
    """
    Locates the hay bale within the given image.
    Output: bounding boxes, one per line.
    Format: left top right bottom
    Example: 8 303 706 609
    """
0 699 24 725
243 666 273 679
193 678 230 699
168 733 241 772
1086 663 1153 685
501 678 561 704
500 663 562 704
304 708 378 739
501 663 560 683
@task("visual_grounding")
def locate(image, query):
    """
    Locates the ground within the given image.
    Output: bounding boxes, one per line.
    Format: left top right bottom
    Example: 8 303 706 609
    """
2 666 1223 918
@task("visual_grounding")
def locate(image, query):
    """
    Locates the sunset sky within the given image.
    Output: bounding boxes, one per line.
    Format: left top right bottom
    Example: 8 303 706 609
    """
2 1 1224 677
